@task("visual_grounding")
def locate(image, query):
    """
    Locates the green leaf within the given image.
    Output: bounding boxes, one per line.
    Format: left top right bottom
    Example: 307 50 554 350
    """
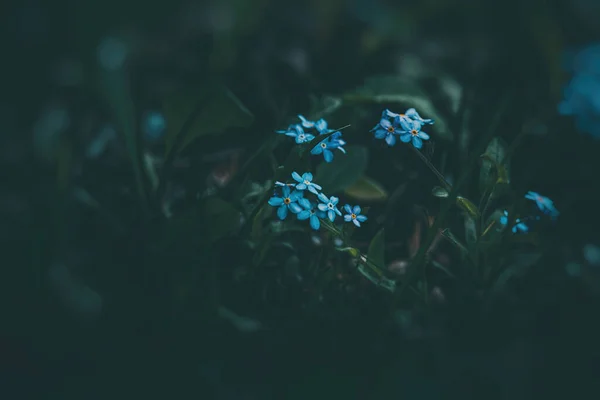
431 186 449 198
368 228 385 269
314 145 369 194
344 175 388 201
456 196 480 219
164 84 253 157
479 137 510 194
343 75 453 140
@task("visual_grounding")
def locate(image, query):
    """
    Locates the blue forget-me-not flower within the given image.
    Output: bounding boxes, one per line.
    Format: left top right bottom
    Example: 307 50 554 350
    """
298 115 315 128
268 185 304 220
524 191 559 218
399 119 431 149
291 171 322 194
371 116 401 146
276 124 315 144
311 135 346 162
296 200 326 230
343 205 367 227
317 193 342 222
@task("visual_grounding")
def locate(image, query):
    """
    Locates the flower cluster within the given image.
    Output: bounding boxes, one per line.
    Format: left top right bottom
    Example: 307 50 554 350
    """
276 115 346 163
268 171 367 230
371 108 433 149
500 191 559 233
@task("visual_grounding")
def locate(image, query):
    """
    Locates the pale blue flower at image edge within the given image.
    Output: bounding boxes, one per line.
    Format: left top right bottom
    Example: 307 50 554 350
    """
558 43 600 139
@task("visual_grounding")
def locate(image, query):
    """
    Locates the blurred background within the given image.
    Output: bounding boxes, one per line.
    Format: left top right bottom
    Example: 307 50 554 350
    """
3 0 600 398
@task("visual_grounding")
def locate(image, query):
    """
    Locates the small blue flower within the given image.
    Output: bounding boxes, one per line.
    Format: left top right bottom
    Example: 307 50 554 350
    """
268 185 304 220
298 115 315 128
399 119 430 149
524 191 559 218
317 193 342 222
315 118 333 135
404 108 434 125
296 200 326 230
311 136 345 162
499 210 530 233
512 218 529 234
343 204 368 227
371 116 401 146
291 171 322 194
276 124 315 144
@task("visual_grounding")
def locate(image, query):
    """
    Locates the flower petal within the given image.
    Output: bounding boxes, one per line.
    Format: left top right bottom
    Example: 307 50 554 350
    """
525 191 538 200
292 172 303 182
418 131 430 140
282 186 291 197
356 215 367 222
335 208 343 216
315 119 328 133
318 203 328 211
328 210 335 222
337 147 346 154
344 204 352 214
307 185 319 194
295 183 307 190
305 172 313 181
311 145 323 155
297 210 311 220
298 115 314 128
277 205 288 220
310 215 320 230
352 219 361 227
323 150 334 163
344 214 352 222
352 205 361 215
400 133 412 143
412 136 423 149
330 196 339 205
374 129 387 139
399 118 413 131
268 197 284 206
385 134 396 146
317 193 329 203
289 190 303 201
305 134 315 142
298 198 311 209
380 118 391 128
289 203 303 213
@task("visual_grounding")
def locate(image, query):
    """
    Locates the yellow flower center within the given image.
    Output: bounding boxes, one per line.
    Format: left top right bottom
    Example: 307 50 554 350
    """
351 213 357 219
304 180 310 185
320 142 327 148
284 198 291 204
386 126 394 133
411 129 418 136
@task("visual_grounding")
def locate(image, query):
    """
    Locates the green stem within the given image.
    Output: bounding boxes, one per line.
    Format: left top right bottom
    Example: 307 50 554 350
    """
411 146 453 192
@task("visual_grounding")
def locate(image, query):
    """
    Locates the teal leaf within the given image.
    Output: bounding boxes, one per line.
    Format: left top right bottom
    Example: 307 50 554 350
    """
164 84 253 157
368 228 385 269
344 175 388 202
314 145 369 194
343 75 452 140
479 137 510 195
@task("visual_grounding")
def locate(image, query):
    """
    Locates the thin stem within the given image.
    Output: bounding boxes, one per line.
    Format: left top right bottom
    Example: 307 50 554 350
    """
411 146 452 192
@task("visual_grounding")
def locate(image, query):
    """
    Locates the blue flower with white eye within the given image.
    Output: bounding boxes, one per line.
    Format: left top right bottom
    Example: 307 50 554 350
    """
311 136 345 162
276 124 315 144
268 185 304 220
371 116 401 146
399 119 431 149
343 205 367 227
404 108 434 125
291 171 322 194
524 191 559 218
329 131 346 153
297 115 315 128
317 193 342 222
296 200 326 230
499 210 530 233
